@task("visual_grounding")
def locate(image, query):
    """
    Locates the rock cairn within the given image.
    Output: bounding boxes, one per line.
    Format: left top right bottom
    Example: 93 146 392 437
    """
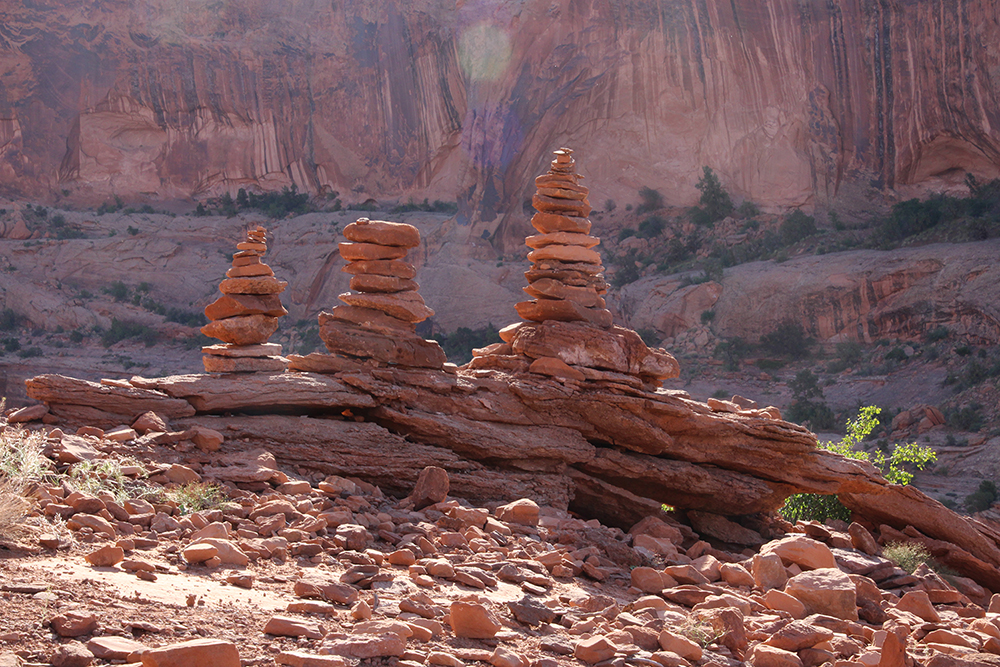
515 147 613 328
201 226 288 372
469 149 679 386
296 218 446 370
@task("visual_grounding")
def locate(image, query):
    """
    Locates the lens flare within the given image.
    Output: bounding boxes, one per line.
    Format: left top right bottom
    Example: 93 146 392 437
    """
459 22 512 82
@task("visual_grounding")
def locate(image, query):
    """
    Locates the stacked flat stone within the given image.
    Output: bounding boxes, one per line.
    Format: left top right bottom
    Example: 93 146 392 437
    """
514 148 613 329
466 149 680 387
313 218 446 369
200 226 289 372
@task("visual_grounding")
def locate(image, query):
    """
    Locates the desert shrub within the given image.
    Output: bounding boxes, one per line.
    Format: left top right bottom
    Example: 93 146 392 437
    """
16 346 42 358
700 310 716 324
779 407 936 522
947 403 984 432
926 326 950 342
604 199 617 212
690 167 733 226
883 542 932 574
164 308 206 327
636 328 661 347
779 210 817 245
2 337 20 353
0 308 20 331
431 325 502 364
737 200 760 218
760 320 812 359
638 215 667 239
147 482 227 515
958 358 1000 389
756 358 786 371
965 480 998 513
617 228 635 242
637 186 664 213
100 319 158 347
884 347 907 362
786 399 835 431
103 280 131 302
713 337 751 371
69 330 85 343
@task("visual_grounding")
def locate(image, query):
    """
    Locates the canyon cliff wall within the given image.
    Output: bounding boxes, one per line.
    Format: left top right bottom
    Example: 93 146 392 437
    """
1 0 999 250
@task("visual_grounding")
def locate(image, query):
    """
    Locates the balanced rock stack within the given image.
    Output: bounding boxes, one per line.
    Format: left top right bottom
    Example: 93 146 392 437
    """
468 149 680 386
514 147 613 328
200 226 289 372
312 218 446 369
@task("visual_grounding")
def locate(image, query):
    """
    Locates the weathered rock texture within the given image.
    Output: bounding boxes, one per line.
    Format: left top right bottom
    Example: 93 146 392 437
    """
25 366 1000 591
2 0 998 245
616 239 1000 346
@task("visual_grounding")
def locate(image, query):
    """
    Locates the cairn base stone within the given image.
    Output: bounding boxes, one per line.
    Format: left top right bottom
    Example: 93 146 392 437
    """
203 355 287 373
511 321 680 380
205 293 287 320
320 319 446 369
202 343 283 358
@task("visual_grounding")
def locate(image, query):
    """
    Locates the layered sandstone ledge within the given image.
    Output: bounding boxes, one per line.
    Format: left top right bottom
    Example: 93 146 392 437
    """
23 366 1000 593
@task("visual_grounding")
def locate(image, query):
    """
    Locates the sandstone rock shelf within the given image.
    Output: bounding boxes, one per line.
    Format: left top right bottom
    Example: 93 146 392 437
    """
25 366 1000 591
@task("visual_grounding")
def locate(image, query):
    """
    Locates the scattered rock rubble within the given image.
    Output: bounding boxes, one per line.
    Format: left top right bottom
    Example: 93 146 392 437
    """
201 226 289 372
3 421 1000 667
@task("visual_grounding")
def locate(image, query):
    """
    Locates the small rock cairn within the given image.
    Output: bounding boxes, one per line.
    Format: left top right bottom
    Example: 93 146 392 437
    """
515 147 613 328
295 218 446 370
200 226 288 372
469 148 679 386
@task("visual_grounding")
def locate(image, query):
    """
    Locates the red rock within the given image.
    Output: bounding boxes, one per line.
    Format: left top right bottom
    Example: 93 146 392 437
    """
760 535 837 570
524 279 605 308
320 634 406 658
204 293 287 320
84 545 124 567
138 637 240 667
410 466 449 509
527 245 602 265
218 276 287 295
574 636 617 664
276 651 346 667
50 642 93 667
525 232 599 249
784 568 858 621
182 543 219 564
849 522 881 555
337 291 434 323
202 354 286 373
338 242 408 261
264 615 324 639
6 404 48 423
529 212 592 235
515 298 612 328
319 306 415 333
763 621 834 651
527 356 586 381
293 577 359 605
319 319 445 368
449 601 501 638
896 589 940 622
349 274 418 293
749 644 803 667
878 630 906 667
132 411 167 433
200 314 279 345
752 552 789 590
657 630 702 661
532 194 591 217
188 425 224 452
343 219 420 248
762 589 807 618
50 611 98 638
226 263 274 278
342 259 417 279
86 636 146 660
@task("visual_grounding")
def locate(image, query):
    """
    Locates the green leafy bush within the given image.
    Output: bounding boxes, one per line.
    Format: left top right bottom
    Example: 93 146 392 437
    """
779 407 936 522
638 216 667 239
760 321 812 359
100 319 158 347
689 167 733 226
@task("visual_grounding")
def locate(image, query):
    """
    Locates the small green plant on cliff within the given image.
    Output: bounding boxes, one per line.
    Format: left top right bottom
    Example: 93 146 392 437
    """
779 407 937 523
689 167 733 226
965 480 998 513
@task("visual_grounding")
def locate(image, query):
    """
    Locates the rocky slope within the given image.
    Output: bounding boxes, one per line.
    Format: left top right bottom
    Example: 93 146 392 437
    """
1 0 999 247
4 395 1000 667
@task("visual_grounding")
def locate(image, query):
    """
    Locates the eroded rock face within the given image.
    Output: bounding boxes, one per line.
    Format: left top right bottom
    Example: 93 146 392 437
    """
2 0 998 239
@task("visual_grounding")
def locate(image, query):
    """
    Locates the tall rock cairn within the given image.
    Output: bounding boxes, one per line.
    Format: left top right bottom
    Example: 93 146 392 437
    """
514 148 613 328
468 149 680 386
314 218 446 369
200 226 289 372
